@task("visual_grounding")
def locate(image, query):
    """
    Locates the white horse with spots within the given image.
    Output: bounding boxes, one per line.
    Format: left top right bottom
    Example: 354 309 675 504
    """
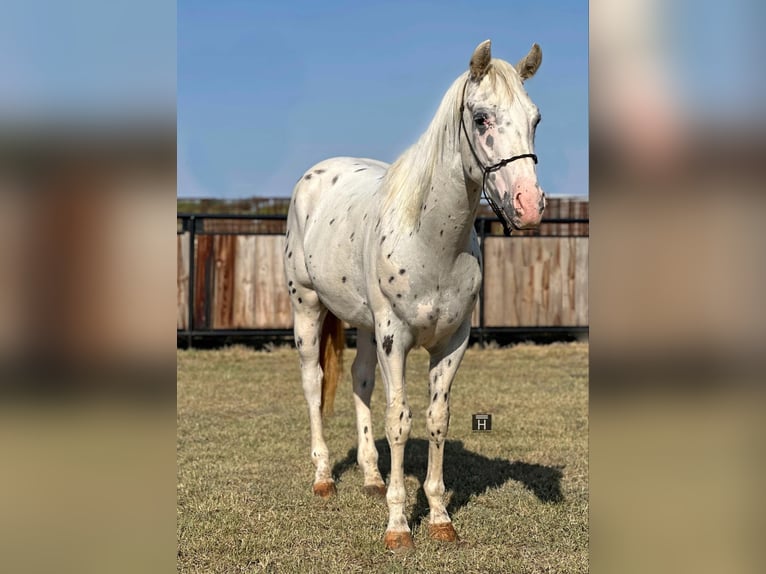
284 40 545 550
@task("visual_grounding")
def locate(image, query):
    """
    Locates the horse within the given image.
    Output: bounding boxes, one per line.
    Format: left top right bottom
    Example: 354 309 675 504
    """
283 40 545 550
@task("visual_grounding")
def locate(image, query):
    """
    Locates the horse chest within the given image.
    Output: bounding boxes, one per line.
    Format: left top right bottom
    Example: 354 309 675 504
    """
376 250 481 343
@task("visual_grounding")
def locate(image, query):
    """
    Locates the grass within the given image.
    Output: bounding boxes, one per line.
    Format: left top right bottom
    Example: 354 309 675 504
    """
177 342 588 573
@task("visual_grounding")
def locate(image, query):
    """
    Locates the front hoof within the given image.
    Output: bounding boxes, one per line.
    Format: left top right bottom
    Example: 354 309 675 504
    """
362 484 387 499
312 480 336 498
384 530 414 551
428 522 459 542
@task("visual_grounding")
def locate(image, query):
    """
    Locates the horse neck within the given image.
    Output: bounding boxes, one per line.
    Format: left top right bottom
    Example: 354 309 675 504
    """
412 142 481 254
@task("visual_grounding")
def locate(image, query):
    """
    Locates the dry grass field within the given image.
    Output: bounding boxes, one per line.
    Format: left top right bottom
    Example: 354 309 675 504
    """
177 342 588 573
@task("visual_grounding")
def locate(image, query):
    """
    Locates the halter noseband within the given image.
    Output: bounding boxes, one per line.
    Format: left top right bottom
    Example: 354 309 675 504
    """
458 81 538 236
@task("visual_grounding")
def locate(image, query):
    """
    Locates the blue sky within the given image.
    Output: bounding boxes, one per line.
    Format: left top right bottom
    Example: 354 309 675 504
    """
178 0 588 199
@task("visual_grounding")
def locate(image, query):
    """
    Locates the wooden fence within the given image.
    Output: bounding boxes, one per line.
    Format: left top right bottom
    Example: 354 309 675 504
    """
177 207 588 341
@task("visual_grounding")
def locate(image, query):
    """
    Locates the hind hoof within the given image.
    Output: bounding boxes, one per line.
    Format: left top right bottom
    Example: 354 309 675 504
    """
384 530 414 551
363 484 387 499
428 522 459 542
312 480 336 498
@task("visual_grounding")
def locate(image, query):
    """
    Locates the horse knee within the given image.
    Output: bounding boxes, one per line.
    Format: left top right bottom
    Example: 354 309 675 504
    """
386 407 413 445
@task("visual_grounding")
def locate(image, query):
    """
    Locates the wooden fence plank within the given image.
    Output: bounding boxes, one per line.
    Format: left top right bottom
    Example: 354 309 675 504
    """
233 236 257 327
254 236 292 328
193 235 214 329
212 235 236 328
177 233 189 330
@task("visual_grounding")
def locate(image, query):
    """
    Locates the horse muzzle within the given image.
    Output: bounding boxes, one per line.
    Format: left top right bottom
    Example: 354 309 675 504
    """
504 182 545 230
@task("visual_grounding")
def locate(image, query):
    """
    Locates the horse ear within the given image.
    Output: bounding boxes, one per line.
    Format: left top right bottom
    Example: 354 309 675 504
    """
516 43 542 81
469 40 492 81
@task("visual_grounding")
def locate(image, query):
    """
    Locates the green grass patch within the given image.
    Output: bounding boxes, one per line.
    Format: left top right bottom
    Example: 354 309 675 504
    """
178 343 588 573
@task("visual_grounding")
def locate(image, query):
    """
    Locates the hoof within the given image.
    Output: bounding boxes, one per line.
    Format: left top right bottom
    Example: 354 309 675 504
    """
428 522 459 542
362 484 387 499
384 530 414 551
312 480 336 498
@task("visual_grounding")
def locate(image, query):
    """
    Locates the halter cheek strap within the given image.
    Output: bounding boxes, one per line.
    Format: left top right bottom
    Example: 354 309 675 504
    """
458 82 538 237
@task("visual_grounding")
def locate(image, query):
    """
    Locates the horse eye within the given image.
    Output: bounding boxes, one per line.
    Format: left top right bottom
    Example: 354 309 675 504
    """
473 113 487 126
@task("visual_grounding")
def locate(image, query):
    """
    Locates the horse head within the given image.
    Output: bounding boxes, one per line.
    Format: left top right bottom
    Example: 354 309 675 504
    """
459 40 546 231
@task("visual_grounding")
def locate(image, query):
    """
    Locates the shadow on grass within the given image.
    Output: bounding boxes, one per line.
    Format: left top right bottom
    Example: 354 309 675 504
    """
332 438 563 526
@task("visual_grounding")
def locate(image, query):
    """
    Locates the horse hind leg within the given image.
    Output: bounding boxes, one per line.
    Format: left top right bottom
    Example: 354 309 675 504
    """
351 328 386 498
291 292 335 498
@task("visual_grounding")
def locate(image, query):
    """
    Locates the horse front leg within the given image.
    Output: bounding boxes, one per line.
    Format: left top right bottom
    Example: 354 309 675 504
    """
375 321 415 550
423 321 471 542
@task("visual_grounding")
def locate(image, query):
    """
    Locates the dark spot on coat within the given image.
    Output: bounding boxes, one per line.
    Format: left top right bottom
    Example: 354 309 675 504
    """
288 280 293 286
443 393 448 401
387 320 390 326
364 426 368 434
486 135 494 148
382 334 393 356
354 167 367 172
362 380 367 388
349 232 355 241
399 411 404 420
297 297 302 304
315 168 325 174
291 288 296 294
436 429 441 435
332 175 339 185
312 336 317 346
381 235 386 244
341 276 347 283
296 337 303 348
388 276 394 283
304 173 312 180
329 218 335 225
399 269 405 275
447 359 452 367
440 229 444 236
432 393 438 402
288 251 292 259
396 293 402 298
436 443 441 450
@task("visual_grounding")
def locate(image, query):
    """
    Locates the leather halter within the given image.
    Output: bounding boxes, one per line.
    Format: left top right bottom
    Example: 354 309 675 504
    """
458 80 538 236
